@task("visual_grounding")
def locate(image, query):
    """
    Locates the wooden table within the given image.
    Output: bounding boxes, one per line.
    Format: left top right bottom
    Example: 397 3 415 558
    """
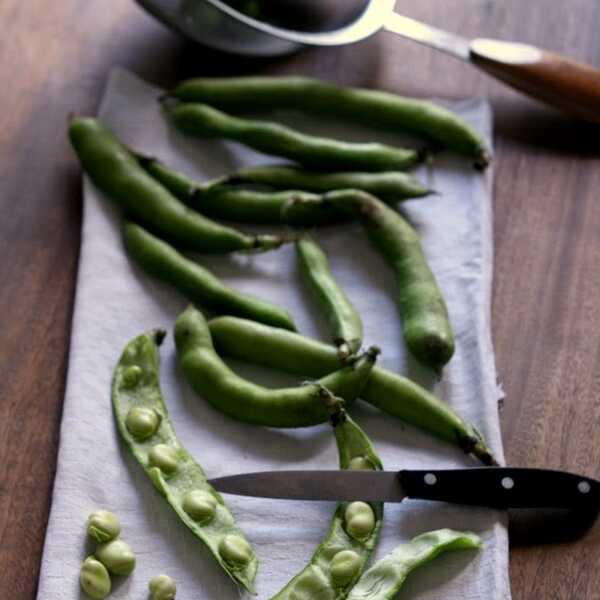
1 1 599 597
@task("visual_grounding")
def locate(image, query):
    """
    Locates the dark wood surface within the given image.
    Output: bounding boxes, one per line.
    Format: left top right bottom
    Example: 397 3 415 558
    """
1 1 599 598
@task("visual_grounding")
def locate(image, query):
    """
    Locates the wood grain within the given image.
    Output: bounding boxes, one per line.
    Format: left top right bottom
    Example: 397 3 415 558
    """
1 1 599 598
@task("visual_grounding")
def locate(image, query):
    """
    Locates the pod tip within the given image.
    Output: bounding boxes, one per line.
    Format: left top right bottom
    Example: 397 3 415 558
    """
152 329 167 346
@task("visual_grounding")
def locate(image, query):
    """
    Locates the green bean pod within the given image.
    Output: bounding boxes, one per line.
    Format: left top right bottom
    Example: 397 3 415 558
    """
166 102 421 172
270 392 383 600
139 158 429 226
68 117 283 253
197 188 350 226
123 222 296 331
296 236 363 361
174 306 378 428
226 164 433 202
138 156 353 226
170 76 489 166
347 528 481 600
111 330 258 591
312 191 455 372
207 316 496 465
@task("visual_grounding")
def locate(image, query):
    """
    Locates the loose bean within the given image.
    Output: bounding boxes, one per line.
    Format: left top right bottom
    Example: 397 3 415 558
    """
86 510 121 543
149 574 177 600
95 539 136 576
80 556 111 599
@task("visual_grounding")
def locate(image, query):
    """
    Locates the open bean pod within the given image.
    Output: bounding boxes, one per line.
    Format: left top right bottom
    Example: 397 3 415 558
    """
111 330 258 591
270 392 383 600
347 528 481 600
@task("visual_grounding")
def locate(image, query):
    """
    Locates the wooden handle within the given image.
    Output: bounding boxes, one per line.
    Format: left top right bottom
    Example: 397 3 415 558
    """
470 39 600 122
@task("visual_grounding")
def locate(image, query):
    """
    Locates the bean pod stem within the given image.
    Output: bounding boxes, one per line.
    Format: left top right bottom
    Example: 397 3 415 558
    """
111 330 258 591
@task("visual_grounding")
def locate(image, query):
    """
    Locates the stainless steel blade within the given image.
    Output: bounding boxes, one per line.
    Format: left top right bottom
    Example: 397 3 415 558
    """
208 470 407 502
383 12 471 60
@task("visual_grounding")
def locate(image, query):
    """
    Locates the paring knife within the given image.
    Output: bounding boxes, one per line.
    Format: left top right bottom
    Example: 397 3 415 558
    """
209 468 600 510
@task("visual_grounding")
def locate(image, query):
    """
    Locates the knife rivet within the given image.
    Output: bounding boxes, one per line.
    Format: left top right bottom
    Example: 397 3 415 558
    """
578 481 591 494
424 473 437 485
501 477 514 490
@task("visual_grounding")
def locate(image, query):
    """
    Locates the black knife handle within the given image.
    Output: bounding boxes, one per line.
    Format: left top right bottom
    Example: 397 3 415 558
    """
398 468 600 509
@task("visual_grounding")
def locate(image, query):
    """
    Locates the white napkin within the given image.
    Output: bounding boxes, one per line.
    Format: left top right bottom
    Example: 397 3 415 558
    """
36 68 510 600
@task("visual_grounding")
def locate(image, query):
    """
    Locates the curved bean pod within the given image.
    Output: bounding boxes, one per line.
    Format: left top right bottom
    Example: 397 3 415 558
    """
165 102 422 172
226 164 433 202
347 528 481 600
197 188 348 226
170 76 489 166
174 306 378 428
270 392 383 600
296 236 363 360
207 316 496 465
303 190 455 372
111 330 258 591
68 117 283 253
138 156 353 226
123 222 296 331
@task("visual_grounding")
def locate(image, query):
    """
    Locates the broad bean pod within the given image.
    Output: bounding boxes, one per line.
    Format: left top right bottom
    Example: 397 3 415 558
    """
226 164 432 202
166 102 422 172
138 156 353 226
111 330 258 591
296 236 363 360
170 76 489 166
270 392 383 600
68 117 283 253
207 316 496 464
124 222 296 331
174 306 378 428
347 528 481 600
